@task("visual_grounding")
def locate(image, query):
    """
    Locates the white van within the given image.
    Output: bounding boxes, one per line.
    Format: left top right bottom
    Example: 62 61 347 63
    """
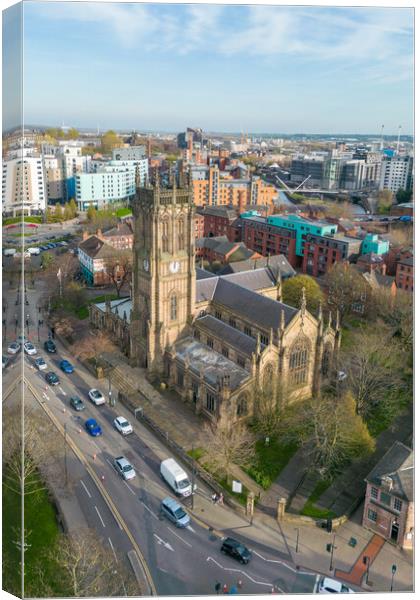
3 248 17 256
160 458 193 497
27 247 41 255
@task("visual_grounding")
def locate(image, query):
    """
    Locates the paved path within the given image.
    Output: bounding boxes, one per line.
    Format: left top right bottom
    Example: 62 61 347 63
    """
334 534 385 586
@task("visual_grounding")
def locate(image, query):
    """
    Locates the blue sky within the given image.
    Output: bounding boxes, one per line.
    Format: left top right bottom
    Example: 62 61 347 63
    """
17 2 415 133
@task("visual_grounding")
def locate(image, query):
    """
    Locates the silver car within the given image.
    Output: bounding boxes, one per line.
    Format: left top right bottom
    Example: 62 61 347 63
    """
114 456 136 481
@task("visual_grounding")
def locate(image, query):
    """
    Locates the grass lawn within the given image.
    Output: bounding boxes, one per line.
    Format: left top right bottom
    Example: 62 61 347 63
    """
116 207 132 218
247 439 298 490
300 479 337 519
2 466 68 596
4 216 43 225
54 293 120 320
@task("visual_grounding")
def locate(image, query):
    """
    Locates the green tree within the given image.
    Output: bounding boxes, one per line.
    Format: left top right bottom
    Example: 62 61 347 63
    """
377 189 393 214
54 204 63 221
101 130 120 153
68 198 78 217
41 252 55 270
67 127 79 140
86 205 97 221
396 188 413 204
63 203 72 221
282 274 323 314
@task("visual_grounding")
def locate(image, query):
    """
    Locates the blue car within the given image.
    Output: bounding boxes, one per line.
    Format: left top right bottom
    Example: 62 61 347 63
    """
85 418 102 437
60 359 74 373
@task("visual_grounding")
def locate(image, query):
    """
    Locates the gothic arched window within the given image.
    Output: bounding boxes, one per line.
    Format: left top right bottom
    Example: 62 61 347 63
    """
322 344 332 376
289 339 310 386
170 295 177 321
177 217 185 251
237 395 248 417
162 219 169 253
262 363 274 391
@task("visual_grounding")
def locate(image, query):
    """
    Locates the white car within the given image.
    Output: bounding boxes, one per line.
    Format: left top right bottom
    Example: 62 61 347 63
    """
88 388 105 406
34 357 47 370
27 247 41 255
113 416 133 435
7 341 21 354
318 578 355 594
23 342 37 355
113 456 136 481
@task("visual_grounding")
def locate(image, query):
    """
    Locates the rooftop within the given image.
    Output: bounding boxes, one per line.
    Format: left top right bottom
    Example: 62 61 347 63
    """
365 441 413 502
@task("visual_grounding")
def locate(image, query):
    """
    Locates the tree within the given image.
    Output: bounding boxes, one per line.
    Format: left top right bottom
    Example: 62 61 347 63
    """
54 204 63 221
253 379 291 439
67 127 79 140
86 205 97 221
72 330 116 369
396 188 412 204
101 130 121 154
282 274 323 314
104 251 133 297
376 190 393 214
204 422 255 481
324 263 368 320
68 198 78 217
47 529 140 596
41 251 55 271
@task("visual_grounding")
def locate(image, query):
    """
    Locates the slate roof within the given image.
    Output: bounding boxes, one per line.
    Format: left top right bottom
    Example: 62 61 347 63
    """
196 267 217 280
195 315 260 356
103 222 133 237
219 254 296 280
365 441 413 502
94 297 132 322
199 206 238 220
196 278 218 302
173 337 250 390
398 257 414 267
228 245 257 262
221 268 276 291
78 235 116 259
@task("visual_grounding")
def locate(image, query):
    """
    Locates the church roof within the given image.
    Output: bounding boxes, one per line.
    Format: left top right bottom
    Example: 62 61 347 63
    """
196 267 216 280
195 267 278 302
196 315 261 356
173 337 250 391
219 254 296 279
94 297 132 322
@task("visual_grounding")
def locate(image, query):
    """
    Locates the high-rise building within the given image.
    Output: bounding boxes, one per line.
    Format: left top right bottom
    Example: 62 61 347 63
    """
380 155 414 193
2 155 46 215
75 165 136 210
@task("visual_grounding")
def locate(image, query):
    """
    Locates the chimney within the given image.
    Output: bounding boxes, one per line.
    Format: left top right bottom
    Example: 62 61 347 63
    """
82 230 89 241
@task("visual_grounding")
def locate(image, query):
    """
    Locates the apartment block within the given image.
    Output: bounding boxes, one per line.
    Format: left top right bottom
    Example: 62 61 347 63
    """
2 155 46 215
75 165 136 210
380 155 414 193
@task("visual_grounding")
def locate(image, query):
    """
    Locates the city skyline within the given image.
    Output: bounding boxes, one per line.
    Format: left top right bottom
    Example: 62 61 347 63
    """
5 1 414 134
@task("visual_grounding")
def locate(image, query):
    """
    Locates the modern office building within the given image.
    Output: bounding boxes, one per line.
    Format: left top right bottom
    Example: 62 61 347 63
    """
2 155 46 215
75 165 136 210
379 155 414 193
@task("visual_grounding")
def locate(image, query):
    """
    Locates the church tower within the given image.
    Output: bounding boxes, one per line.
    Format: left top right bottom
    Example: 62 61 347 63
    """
130 174 196 375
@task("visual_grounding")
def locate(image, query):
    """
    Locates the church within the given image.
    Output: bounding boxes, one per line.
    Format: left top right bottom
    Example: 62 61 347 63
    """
92 177 341 425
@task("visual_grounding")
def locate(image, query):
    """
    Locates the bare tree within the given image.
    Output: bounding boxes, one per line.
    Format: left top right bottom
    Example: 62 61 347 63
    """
104 250 132 297
324 262 369 320
370 288 413 352
204 422 255 481
253 379 291 439
72 330 116 369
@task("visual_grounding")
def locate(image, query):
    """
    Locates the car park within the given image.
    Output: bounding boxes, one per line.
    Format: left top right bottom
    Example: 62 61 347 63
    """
34 357 47 370
7 341 20 354
113 416 133 435
113 456 136 480
45 371 60 386
59 359 74 373
44 340 57 353
70 396 85 411
85 418 102 436
88 388 105 405
160 497 190 528
317 577 354 594
24 342 37 355
220 538 251 564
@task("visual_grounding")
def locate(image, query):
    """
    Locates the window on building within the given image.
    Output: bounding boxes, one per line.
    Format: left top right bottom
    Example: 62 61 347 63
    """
206 392 215 413
170 295 177 321
370 487 378 499
221 346 229 358
244 326 252 337
215 310 222 320
380 491 391 506
260 334 269 346
177 370 184 387
289 340 310 386
162 219 169 252
237 395 248 417
394 498 403 512
367 509 377 523
229 317 236 328
237 356 245 368
207 337 213 349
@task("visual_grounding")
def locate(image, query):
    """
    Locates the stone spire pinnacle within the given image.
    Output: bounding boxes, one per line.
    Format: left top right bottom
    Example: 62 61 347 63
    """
327 311 332 328
256 332 261 355
335 309 340 330
300 286 306 314
276 273 282 302
280 309 285 331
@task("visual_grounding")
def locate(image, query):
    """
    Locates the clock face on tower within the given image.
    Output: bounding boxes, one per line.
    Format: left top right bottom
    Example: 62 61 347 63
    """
143 258 149 272
169 261 180 274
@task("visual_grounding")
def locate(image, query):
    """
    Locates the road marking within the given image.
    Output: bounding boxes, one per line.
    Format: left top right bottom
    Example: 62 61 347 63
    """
206 556 273 588
95 505 106 528
42 392 50 401
186 525 196 533
140 501 159 521
253 550 313 576
80 480 92 498
313 574 320 593
166 527 192 548
153 534 174 552
124 481 136 495
59 387 67 395
108 537 118 561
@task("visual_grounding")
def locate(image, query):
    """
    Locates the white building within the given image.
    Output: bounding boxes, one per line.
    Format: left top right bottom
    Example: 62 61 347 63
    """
2 156 47 215
112 146 146 161
75 165 136 210
380 155 413 193
90 158 148 186
41 144 91 200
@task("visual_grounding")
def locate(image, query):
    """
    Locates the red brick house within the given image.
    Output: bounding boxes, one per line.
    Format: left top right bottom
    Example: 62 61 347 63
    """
395 257 413 292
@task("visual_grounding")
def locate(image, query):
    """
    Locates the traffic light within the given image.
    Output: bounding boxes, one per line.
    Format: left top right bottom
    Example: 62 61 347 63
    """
326 543 332 553
326 519 333 533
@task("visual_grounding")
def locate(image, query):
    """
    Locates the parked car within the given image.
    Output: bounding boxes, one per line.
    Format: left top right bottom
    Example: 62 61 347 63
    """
23 342 37 355
317 577 355 594
399 215 413 223
220 538 251 564
113 416 133 435
85 418 102 436
3 248 17 256
114 456 136 481
70 396 85 411
44 339 57 353
160 497 190 528
160 458 193 497
27 247 41 255
88 388 105 405
45 371 60 386
59 359 74 373
7 341 20 354
2 355 9 369
34 357 47 370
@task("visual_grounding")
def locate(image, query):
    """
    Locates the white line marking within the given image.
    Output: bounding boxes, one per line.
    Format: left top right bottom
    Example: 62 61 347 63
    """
124 480 136 495
59 387 67 395
167 527 192 548
108 537 118 561
313 574 320 593
94 505 106 528
186 525 196 533
206 556 273 588
140 501 159 521
153 534 174 552
253 550 313 575
80 480 92 498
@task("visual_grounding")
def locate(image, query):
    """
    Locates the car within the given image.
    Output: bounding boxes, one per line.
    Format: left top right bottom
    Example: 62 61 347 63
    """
2 355 9 369
3 248 17 256
88 388 105 406
7 341 20 354
17 334 27 343
23 342 37 355
85 418 102 436
27 247 41 255
46 243 55 249
59 359 74 373
113 416 133 435
220 538 251 564
399 215 413 223
45 371 60 386
70 396 85 411
44 339 57 353
160 497 190 528
317 577 355 594
114 456 136 480
34 357 47 370
60 241 68 246
39 245 49 251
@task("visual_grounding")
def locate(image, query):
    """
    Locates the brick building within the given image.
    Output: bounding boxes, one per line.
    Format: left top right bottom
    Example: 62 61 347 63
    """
395 257 414 292
241 216 299 267
302 234 362 277
78 234 131 286
195 236 261 265
363 441 413 549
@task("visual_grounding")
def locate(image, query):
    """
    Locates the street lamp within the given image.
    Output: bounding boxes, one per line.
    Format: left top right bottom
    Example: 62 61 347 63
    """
390 564 397 592
295 528 300 553
26 314 30 335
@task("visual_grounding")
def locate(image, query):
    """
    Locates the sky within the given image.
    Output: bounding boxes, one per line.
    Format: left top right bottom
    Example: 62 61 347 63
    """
4 1 415 134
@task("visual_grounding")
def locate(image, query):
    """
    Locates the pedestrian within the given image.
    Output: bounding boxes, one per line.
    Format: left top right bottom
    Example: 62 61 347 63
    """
214 582 221 595
222 584 228 594
212 492 218 504
218 492 224 506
